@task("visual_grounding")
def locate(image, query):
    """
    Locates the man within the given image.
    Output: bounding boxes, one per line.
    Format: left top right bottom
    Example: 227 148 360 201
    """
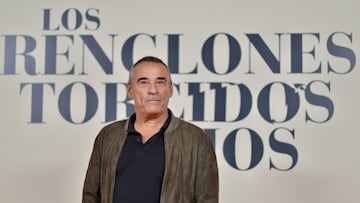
82 56 219 203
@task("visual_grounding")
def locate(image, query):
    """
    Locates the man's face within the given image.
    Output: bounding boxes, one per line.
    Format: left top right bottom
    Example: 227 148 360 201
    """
127 61 173 118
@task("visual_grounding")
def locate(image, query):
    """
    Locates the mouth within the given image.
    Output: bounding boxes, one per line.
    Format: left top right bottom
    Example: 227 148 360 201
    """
145 96 161 102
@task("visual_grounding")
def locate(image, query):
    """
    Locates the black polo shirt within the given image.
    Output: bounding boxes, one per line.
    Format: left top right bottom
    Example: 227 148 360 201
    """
113 113 171 203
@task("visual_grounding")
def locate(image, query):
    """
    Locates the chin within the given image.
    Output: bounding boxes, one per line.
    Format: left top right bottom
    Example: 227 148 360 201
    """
144 107 165 115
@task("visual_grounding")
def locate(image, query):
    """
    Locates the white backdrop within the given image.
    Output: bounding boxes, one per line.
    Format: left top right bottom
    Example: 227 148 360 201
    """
0 0 359 202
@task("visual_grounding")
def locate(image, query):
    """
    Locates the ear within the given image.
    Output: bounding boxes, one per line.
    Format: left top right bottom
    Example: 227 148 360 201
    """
169 83 173 97
127 84 133 99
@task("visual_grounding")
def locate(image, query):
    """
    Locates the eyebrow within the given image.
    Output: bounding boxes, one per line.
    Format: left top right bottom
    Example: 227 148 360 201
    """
137 77 148 82
137 77 167 82
157 77 167 81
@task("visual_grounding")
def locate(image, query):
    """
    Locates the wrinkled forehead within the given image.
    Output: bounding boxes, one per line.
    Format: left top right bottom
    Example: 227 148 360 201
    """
132 61 171 80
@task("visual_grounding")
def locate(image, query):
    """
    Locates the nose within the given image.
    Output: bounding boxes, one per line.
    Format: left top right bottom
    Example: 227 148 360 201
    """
148 81 159 94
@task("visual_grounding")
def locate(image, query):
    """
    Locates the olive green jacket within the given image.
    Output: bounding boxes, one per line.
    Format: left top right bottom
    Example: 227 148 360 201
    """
82 112 219 203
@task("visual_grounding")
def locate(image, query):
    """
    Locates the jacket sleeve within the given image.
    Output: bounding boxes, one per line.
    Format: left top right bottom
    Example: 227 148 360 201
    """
82 131 103 203
195 131 219 203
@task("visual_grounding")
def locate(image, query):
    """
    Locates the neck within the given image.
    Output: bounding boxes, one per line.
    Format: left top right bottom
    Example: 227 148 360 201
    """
135 110 168 128
133 111 169 142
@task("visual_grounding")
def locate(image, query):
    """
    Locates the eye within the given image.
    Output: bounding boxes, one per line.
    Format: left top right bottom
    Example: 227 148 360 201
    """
156 80 166 86
138 80 149 86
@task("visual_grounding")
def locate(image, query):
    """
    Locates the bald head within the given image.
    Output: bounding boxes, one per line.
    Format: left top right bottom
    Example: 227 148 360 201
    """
128 56 172 85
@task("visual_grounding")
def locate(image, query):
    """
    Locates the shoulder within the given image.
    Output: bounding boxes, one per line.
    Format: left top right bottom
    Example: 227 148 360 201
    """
102 119 127 131
178 118 204 133
94 119 128 142
169 115 203 132
168 116 210 142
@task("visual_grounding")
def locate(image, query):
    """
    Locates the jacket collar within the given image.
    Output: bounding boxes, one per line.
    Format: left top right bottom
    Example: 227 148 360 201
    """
124 109 180 135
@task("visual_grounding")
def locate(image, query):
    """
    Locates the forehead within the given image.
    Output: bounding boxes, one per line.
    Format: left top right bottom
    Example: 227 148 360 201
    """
133 61 169 78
